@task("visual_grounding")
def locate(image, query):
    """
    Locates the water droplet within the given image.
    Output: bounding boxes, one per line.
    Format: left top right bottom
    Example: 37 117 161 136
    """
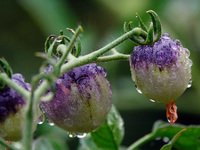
0 129 7 137
183 48 190 57
187 77 192 88
150 99 155 103
167 117 171 123
68 132 77 138
63 118 73 127
37 113 45 125
77 133 87 138
189 59 193 67
136 87 142 94
47 119 55 126
163 137 169 143
135 84 142 94
162 35 170 40
56 39 62 43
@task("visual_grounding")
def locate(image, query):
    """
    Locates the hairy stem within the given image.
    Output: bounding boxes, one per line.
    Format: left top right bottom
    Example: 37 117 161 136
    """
95 53 130 62
0 73 30 99
22 93 34 150
61 27 142 74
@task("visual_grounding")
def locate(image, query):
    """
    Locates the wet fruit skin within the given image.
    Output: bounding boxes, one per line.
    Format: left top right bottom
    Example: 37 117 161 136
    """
129 33 192 104
40 63 112 133
0 74 34 141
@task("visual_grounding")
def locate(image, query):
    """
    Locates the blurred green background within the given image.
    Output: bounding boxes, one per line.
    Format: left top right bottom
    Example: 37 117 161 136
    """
0 0 200 149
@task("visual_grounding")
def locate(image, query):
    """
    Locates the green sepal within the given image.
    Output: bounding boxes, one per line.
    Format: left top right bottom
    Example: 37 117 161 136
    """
0 58 13 78
44 35 56 54
145 22 154 45
123 10 162 45
0 58 13 90
136 13 148 32
146 10 162 42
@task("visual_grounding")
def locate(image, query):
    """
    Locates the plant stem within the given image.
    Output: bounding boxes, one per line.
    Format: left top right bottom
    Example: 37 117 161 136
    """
96 53 130 62
22 94 34 150
61 27 142 74
0 140 17 150
127 133 155 150
56 26 83 71
0 73 30 99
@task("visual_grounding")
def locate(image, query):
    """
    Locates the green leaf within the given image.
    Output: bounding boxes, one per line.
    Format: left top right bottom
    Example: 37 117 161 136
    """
33 136 67 150
152 120 200 150
33 137 54 150
160 129 186 150
91 105 124 150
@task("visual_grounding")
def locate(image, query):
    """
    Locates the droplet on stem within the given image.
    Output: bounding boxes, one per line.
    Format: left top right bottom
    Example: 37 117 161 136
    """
165 101 178 124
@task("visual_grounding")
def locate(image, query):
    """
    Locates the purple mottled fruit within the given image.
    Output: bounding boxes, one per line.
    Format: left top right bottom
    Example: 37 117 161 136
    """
130 33 192 104
0 74 31 141
40 63 112 133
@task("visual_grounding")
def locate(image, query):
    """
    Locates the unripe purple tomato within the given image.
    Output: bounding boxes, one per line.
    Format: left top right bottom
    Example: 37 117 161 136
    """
0 74 38 141
129 33 192 123
40 63 112 133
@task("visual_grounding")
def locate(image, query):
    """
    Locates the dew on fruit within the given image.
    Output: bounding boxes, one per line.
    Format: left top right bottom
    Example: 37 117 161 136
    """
136 87 142 94
76 133 87 138
0 128 6 138
187 77 192 88
37 113 45 125
135 84 142 94
150 99 155 103
68 132 77 138
68 132 87 138
47 119 55 126
63 118 73 127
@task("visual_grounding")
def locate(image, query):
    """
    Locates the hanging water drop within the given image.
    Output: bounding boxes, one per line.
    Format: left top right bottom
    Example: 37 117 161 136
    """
47 119 55 126
76 133 87 138
187 77 192 88
37 113 45 125
68 132 77 138
135 84 142 94
136 87 142 94
150 99 155 103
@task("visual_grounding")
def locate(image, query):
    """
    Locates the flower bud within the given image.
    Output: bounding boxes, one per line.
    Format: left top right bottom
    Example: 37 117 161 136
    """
40 64 112 134
129 33 192 123
0 74 33 141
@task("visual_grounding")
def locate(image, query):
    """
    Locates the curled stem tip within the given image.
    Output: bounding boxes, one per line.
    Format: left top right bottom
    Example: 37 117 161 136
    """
124 10 162 45
166 101 178 124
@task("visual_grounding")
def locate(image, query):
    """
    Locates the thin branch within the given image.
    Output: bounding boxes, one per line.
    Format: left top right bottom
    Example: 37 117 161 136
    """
127 133 155 150
0 73 30 99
